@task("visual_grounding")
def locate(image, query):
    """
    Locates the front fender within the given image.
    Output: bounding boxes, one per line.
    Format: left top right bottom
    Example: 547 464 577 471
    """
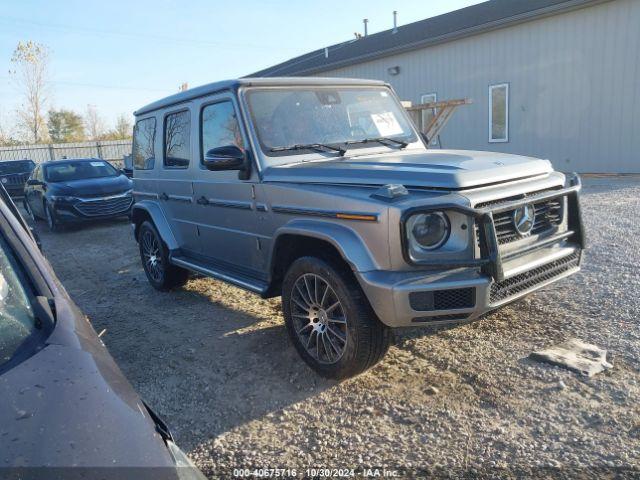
131 201 179 251
272 219 380 273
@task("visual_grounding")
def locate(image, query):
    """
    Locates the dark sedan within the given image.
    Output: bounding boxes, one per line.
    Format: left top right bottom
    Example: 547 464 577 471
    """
23 158 133 231
0 185 205 479
0 159 36 199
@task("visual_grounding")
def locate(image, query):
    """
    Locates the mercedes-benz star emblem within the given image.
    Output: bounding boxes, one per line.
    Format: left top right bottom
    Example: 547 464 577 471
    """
513 204 535 236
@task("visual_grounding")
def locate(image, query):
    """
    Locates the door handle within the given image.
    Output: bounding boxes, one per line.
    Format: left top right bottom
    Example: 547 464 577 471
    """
159 192 169 201
196 196 209 205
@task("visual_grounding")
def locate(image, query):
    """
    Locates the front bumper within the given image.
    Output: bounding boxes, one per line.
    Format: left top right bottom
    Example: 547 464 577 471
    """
3 185 26 198
357 174 585 327
52 193 133 222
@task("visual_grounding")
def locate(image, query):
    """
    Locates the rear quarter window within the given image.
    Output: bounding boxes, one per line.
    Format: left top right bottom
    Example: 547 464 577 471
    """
133 117 156 170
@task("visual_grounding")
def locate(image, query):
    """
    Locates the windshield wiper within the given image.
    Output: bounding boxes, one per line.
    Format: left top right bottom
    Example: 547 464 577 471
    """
270 143 346 156
344 137 408 149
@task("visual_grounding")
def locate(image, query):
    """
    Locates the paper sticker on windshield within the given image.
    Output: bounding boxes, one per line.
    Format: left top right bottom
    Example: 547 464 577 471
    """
90 161 104 167
371 112 403 136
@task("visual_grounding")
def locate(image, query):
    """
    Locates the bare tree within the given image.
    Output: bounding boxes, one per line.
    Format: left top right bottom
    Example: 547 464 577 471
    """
113 114 133 140
0 109 9 145
84 104 107 140
9 41 51 143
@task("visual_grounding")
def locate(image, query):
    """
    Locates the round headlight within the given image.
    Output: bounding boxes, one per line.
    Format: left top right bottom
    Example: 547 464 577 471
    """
406 212 450 250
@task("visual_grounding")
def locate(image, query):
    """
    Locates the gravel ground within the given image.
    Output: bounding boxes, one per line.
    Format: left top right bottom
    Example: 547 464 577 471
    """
28 177 639 478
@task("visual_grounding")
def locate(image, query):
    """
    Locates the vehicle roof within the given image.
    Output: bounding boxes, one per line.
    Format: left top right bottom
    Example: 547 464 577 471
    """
0 159 35 163
134 76 388 116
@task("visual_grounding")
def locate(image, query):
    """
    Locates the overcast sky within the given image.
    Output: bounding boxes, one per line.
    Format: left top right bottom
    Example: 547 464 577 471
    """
0 0 482 130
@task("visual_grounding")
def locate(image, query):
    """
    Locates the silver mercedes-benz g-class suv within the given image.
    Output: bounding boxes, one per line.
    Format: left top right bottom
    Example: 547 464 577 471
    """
131 78 584 379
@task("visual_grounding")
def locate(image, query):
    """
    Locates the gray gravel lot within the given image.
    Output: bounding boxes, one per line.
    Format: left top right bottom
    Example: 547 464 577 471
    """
28 177 639 478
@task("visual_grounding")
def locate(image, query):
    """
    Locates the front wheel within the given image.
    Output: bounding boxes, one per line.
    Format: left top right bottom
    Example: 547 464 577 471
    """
282 256 392 379
23 199 36 222
138 221 189 291
44 202 60 232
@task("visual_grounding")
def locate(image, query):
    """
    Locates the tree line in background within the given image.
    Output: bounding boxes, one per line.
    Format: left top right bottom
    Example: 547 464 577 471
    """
0 41 133 147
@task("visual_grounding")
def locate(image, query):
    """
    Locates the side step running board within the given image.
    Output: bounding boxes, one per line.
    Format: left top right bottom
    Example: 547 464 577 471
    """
170 256 268 295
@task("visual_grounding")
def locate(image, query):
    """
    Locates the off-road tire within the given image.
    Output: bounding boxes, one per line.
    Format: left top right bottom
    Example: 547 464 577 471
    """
282 256 392 379
44 201 60 232
138 221 189 291
23 199 37 222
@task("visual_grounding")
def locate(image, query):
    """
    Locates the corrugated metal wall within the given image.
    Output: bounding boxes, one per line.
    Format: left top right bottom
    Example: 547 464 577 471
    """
313 0 639 173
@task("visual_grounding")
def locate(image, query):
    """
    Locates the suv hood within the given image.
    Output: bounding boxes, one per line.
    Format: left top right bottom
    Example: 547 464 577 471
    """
262 149 554 189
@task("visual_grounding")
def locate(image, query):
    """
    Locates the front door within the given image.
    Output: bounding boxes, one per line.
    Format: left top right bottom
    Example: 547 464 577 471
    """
26 165 45 217
191 95 264 279
156 106 199 256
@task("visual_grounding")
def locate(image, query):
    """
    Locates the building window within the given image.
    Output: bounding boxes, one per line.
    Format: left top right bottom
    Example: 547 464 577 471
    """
133 117 156 170
489 83 509 143
164 110 191 169
420 93 437 130
420 93 437 145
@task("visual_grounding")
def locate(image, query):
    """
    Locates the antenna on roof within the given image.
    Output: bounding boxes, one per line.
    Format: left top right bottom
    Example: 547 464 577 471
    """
393 11 398 33
179 82 188 92
363 18 369 37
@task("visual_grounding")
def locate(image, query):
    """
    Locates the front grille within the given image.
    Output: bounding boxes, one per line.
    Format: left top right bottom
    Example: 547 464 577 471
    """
74 195 133 217
1 172 30 186
409 288 476 311
474 187 561 209
489 251 581 304
493 197 563 245
411 314 471 323
475 189 565 246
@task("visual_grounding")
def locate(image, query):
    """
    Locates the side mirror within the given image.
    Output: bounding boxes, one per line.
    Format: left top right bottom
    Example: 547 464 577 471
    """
203 145 246 171
26 179 42 186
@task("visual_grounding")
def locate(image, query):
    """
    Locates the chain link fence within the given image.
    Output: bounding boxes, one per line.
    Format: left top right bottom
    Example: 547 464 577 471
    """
0 140 132 168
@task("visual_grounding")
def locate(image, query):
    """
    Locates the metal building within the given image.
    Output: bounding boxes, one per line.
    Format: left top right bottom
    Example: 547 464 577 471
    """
252 0 640 173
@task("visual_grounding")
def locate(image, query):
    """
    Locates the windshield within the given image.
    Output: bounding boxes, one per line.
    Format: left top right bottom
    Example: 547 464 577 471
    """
0 160 36 175
45 160 118 182
246 87 417 159
0 235 40 370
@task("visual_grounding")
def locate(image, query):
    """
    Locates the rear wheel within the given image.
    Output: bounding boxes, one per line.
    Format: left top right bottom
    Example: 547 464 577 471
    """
282 256 392 379
138 221 189 290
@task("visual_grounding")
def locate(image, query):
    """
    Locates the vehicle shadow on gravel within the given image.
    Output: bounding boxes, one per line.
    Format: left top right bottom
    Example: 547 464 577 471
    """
107 285 337 448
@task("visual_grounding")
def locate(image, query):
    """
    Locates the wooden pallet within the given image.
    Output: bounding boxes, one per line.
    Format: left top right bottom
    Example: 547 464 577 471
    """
404 99 472 148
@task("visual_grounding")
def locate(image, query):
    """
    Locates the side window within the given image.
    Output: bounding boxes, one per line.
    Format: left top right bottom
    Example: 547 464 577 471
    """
164 110 191 169
489 83 509 143
201 101 244 164
133 118 156 170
